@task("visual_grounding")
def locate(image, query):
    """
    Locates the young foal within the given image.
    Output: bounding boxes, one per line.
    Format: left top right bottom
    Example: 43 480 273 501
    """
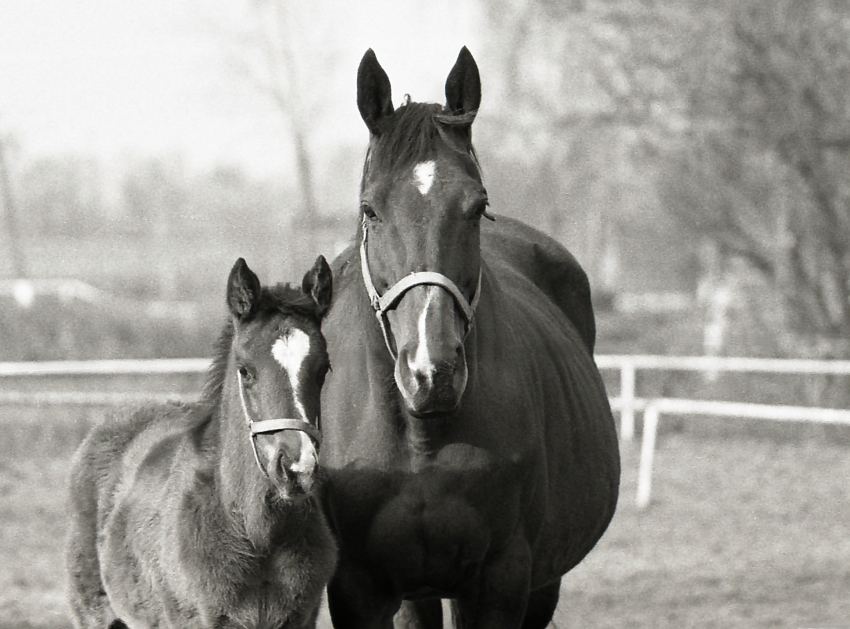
66 257 337 629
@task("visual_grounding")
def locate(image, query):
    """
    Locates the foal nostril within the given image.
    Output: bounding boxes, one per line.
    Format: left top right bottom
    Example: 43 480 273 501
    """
414 369 429 387
271 450 294 482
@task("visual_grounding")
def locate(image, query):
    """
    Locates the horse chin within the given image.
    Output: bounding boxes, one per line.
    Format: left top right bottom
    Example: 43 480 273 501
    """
270 475 316 503
405 399 461 419
397 380 466 419
274 485 315 504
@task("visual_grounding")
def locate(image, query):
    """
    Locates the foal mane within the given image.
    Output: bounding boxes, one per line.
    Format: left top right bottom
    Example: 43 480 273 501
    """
200 283 324 408
363 101 480 180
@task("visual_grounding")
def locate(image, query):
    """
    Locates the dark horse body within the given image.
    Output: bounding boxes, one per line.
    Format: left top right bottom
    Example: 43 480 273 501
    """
66 258 337 629
320 49 620 629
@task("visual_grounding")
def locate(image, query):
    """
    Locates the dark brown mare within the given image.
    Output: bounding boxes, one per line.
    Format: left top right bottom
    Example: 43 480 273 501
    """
66 257 337 629
319 49 621 629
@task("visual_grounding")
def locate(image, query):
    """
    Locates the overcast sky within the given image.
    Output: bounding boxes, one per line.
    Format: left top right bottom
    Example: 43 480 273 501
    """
0 0 483 178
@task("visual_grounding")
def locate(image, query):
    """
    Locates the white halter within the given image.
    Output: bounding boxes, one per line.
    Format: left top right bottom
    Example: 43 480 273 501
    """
359 217 482 359
236 369 322 476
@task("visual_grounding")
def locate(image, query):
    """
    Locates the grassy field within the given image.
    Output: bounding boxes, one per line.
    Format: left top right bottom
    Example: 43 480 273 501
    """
1 419 848 629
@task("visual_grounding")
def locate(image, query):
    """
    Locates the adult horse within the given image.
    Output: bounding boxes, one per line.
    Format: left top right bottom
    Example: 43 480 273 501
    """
66 257 337 629
320 48 620 629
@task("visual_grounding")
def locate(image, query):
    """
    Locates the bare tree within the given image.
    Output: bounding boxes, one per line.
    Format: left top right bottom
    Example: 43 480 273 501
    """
479 0 710 292
0 134 26 278
213 1 339 227
664 0 850 359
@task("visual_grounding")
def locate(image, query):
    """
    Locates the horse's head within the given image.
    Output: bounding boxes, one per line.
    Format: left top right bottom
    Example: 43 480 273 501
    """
225 256 332 500
356 47 489 419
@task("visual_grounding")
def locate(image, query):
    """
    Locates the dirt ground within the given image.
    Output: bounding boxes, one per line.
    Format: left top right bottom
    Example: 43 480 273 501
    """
1 423 848 629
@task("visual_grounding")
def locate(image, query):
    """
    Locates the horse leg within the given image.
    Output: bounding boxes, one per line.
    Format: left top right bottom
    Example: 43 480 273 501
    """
394 599 443 629
520 580 561 629
327 560 400 629
452 538 533 629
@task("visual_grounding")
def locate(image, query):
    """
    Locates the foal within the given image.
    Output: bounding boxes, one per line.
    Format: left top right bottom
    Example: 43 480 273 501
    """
66 256 337 629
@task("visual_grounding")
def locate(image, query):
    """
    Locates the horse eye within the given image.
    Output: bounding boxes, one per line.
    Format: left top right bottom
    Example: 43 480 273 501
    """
472 199 494 221
361 203 378 221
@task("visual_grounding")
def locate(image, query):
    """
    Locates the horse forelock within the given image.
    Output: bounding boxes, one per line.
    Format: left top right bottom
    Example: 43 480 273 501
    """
364 102 478 179
201 283 325 406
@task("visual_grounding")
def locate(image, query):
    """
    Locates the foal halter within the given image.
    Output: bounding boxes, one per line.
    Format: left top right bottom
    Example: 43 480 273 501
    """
236 369 322 477
359 217 482 360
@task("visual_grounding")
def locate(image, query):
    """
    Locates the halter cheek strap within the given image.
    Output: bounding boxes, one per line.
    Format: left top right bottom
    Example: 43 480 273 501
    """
359 217 482 359
237 370 322 477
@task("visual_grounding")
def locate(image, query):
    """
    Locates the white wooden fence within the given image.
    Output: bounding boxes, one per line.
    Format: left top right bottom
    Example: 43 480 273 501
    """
596 355 850 508
3 355 850 508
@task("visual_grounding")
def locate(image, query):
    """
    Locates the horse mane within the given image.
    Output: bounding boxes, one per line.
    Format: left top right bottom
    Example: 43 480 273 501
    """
200 283 323 408
364 101 480 178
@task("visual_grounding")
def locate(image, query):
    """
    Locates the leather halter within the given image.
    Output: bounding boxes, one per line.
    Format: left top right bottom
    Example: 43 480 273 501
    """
359 216 482 359
236 369 322 477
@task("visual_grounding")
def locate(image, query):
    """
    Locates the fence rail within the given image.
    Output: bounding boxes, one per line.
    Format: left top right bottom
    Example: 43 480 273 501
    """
0 358 211 377
3 355 850 508
595 354 850 508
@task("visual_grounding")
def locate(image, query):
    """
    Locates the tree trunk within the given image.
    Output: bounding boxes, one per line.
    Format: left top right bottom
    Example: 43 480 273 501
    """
292 128 317 228
0 137 26 278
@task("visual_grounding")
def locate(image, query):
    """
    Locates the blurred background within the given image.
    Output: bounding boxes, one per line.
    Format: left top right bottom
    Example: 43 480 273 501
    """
2 1 850 627
3 0 849 373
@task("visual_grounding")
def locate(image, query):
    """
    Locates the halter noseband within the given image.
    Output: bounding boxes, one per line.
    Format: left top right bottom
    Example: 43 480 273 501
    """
237 369 322 477
359 217 482 359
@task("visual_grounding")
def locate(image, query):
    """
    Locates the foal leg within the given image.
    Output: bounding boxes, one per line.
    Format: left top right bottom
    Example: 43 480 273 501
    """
327 560 400 629
520 579 561 629
394 599 443 629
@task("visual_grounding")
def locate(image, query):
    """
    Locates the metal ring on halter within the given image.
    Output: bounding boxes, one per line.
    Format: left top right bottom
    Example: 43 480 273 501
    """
237 370 322 476
359 217 482 360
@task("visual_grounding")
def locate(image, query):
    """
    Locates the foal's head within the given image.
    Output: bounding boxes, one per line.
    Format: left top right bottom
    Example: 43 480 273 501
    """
356 47 488 418
223 256 332 500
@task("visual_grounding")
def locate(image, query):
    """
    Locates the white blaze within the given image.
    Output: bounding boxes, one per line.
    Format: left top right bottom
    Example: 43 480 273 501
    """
407 286 439 379
413 160 436 195
289 431 317 475
271 329 312 421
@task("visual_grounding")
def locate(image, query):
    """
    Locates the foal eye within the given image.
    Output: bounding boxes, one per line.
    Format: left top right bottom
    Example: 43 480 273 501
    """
238 365 256 385
361 203 378 221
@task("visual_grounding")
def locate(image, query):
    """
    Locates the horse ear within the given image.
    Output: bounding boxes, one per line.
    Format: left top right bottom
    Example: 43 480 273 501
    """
302 255 333 318
445 46 481 120
227 258 262 320
357 49 394 135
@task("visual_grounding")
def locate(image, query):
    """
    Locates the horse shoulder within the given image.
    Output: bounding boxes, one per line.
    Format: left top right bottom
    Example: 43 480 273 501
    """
482 215 596 353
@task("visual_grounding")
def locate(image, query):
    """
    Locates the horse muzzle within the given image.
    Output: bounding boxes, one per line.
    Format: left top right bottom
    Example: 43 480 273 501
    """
395 343 468 418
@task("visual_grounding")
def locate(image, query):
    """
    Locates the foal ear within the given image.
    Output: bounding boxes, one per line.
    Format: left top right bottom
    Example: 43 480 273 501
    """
302 255 333 318
357 49 394 135
445 46 481 121
227 258 262 320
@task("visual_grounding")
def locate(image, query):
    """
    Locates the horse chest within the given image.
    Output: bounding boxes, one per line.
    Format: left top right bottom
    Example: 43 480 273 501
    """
328 441 540 593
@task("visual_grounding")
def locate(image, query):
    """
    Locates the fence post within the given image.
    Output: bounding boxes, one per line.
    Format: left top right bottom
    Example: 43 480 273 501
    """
620 361 636 442
636 401 659 509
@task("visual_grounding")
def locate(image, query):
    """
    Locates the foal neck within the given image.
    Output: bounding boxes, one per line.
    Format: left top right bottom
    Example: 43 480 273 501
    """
215 371 302 547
